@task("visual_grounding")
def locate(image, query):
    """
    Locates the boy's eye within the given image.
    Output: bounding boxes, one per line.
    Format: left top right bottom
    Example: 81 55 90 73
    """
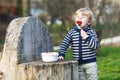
82 16 86 18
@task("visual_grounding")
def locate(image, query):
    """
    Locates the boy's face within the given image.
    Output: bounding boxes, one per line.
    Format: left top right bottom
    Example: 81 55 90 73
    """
75 12 89 29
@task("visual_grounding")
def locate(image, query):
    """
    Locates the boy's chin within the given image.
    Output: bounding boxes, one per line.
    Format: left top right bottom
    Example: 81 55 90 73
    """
80 26 86 29
80 25 83 28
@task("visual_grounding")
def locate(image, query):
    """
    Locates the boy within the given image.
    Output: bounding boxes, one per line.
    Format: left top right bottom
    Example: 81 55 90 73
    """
58 7 99 80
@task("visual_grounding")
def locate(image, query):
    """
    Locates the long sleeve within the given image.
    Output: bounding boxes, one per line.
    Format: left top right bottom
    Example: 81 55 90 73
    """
58 30 73 57
85 30 99 50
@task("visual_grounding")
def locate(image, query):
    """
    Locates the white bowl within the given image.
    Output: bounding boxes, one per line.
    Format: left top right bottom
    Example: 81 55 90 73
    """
41 52 58 62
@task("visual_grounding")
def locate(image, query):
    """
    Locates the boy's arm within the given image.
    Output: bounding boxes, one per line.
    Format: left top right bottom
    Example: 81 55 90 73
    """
85 30 99 49
58 31 72 58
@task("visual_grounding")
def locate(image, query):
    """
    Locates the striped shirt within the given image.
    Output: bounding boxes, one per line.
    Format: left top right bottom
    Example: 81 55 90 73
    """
58 26 99 64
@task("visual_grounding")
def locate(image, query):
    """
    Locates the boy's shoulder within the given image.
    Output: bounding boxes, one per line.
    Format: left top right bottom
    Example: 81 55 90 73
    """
87 27 97 36
68 27 76 32
67 27 77 35
88 27 96 33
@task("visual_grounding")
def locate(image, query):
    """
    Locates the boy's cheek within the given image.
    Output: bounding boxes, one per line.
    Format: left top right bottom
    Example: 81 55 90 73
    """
75 18 79 22
82 20 88 25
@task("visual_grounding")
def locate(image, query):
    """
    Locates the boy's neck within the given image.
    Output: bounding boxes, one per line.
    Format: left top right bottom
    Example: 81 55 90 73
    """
77 25 88 30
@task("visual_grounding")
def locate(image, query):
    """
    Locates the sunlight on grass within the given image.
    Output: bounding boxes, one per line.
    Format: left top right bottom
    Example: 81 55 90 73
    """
97 46 120 80
64 46 120 80
65 49 72 60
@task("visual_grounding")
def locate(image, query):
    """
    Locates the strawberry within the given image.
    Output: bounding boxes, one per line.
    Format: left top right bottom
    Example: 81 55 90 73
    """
76 21 82 26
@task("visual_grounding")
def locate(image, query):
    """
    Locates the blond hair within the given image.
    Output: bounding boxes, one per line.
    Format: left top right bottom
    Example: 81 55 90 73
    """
74 7 95 25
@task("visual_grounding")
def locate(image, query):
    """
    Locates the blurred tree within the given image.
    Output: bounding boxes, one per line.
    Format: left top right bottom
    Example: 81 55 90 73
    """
16 0 30 16
32 0 120 46
41 0 82 31
22 0 30 16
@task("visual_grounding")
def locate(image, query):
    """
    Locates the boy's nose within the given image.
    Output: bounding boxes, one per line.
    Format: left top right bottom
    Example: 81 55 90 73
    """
78 16 82 19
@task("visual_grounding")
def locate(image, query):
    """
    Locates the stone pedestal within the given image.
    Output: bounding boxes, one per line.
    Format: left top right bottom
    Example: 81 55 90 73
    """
18 60 78 80
0 17 78 80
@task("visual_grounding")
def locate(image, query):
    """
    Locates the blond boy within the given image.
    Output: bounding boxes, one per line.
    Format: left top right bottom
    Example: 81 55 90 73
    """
58 7 99 80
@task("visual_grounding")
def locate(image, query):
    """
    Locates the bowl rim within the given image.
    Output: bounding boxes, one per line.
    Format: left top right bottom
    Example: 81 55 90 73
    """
41 52 58 56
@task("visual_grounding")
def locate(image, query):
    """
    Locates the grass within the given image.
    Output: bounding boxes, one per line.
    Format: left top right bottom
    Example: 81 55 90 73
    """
64 46 120 80
0 38 4 44
97 46 120 80
0 38 4 51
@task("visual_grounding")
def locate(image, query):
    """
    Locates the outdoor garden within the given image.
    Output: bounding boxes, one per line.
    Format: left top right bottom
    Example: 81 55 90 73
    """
0 0 120 80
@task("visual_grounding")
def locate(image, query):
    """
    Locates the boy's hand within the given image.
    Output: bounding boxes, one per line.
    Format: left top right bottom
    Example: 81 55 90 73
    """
58 56 64 60
81 29 88 39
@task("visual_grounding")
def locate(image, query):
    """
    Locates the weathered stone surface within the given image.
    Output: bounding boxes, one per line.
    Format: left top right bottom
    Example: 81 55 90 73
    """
1 16 53 64
17 60 78 80
0 17 78 80
0 17 53 80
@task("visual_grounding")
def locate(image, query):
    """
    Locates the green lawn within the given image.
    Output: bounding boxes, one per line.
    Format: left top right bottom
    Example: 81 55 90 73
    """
0 38 4 44
64 46 120 80
0 38 4 51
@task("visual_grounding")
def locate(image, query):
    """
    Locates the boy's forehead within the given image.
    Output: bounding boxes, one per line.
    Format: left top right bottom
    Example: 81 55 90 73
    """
77 12 89 17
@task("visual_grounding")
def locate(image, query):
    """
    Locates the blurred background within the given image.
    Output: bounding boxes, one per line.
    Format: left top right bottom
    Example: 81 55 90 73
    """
0 0 120 48
0 0 120 79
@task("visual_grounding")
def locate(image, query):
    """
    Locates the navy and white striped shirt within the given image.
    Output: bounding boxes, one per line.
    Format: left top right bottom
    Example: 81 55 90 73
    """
59 26 99 64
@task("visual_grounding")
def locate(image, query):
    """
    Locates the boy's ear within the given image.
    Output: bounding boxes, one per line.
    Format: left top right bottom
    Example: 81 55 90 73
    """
88 17 92 25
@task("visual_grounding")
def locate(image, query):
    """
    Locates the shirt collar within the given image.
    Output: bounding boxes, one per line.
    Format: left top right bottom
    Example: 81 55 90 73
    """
74 25 91 32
